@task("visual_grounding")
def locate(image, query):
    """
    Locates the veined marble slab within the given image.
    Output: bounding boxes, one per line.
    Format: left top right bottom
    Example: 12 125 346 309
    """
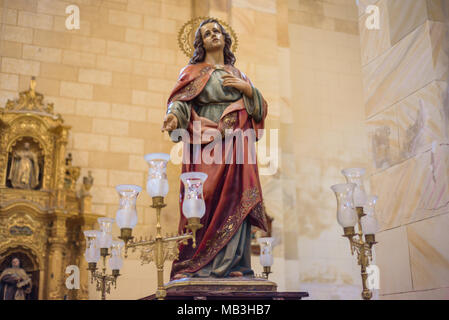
363 21 445 118
371 144 449 230
407 213 449 291
358 0 391 66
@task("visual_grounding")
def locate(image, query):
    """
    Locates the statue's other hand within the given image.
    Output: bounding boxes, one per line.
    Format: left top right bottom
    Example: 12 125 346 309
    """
161 113 178 132
222 74 253 98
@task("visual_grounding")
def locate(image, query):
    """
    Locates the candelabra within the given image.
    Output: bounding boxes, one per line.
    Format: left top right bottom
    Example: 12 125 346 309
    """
331 168 379 300
258 237 274 279
84 223 124 300
115 153 207 300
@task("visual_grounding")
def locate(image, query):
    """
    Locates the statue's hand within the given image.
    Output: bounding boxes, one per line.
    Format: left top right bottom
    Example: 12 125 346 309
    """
161 113 178 132
222 74 253 98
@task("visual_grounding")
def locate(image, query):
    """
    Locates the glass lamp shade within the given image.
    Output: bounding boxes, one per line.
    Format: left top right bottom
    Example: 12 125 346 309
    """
180 172 208 219
361 195 379 235
144 153 170 198
84 230 100 264
115 184 142 229
97 217 114 249
341 168 367 207
108 240 124 271
258 237 275 267
330 183 358 228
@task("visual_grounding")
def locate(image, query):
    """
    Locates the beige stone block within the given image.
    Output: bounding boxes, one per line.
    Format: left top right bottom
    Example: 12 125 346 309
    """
127 0 161 15
408 213 449 291
357 0 379 17
62 50 96 68
33 30 71 49
71 35 106 54
232 0 276 14
128 154 148 171
132 60 165 78
93 85 132 104
75 100 110 118
147 78 174 93
0 41 22 58
397 81 448 159
78 68 112 86
160 2 190 20
36 0 68 16
60 81 93 99
46 96 76 115
362 22 435 118
109 9 143 29
125 29 159 47
2 25 33 44
53 16 91 36
19 76 60 96
78 168 108 187
106 41 141 59
371 145 449 230
110 103 147 122
90 21 126 42
147 107 165 124
73 132 109 151
381 288 449 299
143 17 176 34
1 8 17 25
70 150 89 168
22 45 62 63
358 0 390 66
109 170 144 188
110 136 144 154
0 73 19 91
366 105 400 171
1 57 40 76
96 55 133 73
387 0 428 46
63 114 93 133
4 0 38 11
112 73 148 91
90 186 118 205
376 226 413 295
131 90 165 107
92 118 128 136
18 11 53 30
157 32 178 51
88 151 129 170
142 47 176 64
40 62 78 82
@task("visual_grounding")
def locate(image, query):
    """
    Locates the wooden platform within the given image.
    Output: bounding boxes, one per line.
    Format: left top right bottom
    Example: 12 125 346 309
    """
140 277 309 300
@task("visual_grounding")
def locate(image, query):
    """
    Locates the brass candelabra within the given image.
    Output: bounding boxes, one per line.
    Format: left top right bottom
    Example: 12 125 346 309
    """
119 196 199 300
342 207 377 300
88 251 120 300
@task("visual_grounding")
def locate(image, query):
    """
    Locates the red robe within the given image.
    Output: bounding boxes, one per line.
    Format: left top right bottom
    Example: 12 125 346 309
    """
168 62 268 278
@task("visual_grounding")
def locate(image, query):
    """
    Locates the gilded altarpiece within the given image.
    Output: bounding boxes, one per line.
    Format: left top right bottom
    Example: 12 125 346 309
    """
0 79 99 300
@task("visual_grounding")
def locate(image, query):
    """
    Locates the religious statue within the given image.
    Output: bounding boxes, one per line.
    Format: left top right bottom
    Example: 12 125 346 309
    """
162 18 268 280
7 142 40 189
0 258 32 300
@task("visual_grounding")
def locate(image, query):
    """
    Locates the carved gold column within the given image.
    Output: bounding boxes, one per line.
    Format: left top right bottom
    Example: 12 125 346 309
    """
47 213 68 300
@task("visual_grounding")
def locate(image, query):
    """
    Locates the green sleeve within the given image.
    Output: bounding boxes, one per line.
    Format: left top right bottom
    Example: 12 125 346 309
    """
243 86 264 123
167 101 191 143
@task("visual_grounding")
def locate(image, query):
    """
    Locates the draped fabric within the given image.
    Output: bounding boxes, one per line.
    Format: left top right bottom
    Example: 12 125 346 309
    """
166 63 268 278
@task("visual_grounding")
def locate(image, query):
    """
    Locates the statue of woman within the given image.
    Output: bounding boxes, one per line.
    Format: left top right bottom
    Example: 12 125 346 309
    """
0 258 32 300
8 142 40 189
162 18 268 280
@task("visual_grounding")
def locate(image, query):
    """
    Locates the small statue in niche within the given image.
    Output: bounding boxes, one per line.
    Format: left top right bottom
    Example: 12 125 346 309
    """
7 142 40 189
81 171 94 196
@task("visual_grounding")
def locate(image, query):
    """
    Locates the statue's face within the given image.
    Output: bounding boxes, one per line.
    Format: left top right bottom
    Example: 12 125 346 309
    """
12 258 20 268
200 22 225 53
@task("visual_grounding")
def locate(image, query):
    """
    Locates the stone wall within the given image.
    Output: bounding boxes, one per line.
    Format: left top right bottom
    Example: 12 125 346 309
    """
357 0 449 299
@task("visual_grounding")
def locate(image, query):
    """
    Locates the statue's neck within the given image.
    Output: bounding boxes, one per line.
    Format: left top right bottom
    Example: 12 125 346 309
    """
204 50 224 66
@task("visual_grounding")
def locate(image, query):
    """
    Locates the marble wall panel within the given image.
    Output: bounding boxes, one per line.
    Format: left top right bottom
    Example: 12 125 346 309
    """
359 0 391 66
375 226 413 295
426 0 449 23
407 213 449 291
429 21 449 82
387 0 428 46
380 287 449 299
397 81 448 160
371 145 449 230
357 0 380 18
363 22 437 118
366 105 400 171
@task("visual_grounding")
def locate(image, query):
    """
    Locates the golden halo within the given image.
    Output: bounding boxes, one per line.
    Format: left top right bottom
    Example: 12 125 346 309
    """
177 16 238 58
